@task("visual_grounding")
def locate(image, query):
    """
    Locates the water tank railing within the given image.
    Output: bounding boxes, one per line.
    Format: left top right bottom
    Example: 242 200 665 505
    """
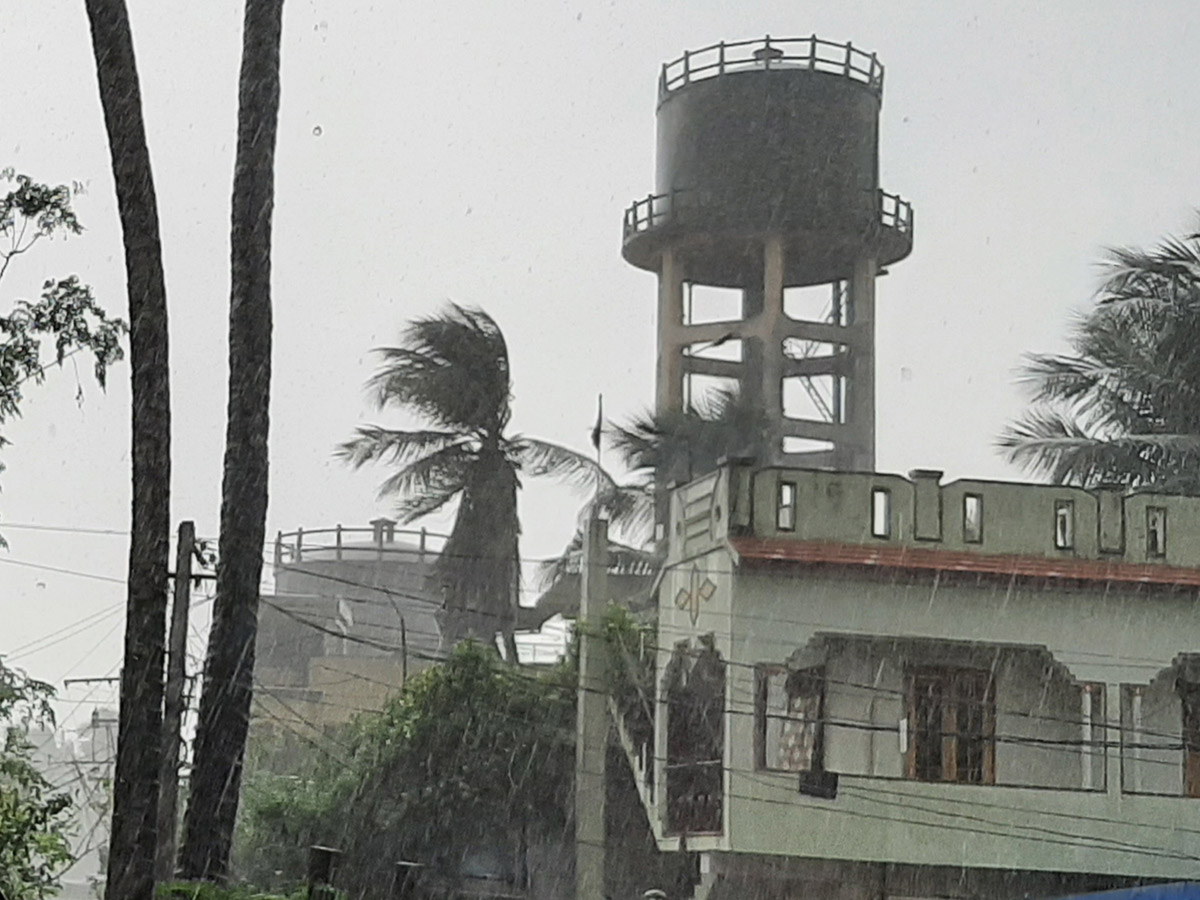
659 35 884 100
623 188 913 242
273 525 449 567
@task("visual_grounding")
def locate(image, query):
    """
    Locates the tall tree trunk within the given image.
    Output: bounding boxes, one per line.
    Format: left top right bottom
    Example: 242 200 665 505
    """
178 0 283 881
83 3 172 900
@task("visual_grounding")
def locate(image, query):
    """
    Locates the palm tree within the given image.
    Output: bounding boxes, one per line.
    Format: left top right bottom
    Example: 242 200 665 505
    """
339 304 601 660
84 2 172 898
534 388 769 605
179 0 284 882
998 223 1200 492
614 386 770 489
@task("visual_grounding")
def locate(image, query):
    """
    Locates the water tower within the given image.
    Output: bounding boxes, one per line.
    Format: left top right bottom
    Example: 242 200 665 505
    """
622 35 913 471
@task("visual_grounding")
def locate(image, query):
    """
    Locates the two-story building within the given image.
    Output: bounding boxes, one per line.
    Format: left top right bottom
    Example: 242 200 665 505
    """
616 462 1200 900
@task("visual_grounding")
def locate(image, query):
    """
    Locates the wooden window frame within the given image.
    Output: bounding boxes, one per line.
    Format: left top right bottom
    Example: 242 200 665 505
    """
1180 679 1200 798
905 667 996 785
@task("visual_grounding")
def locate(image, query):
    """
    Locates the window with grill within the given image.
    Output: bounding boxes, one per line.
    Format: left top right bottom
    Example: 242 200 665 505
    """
756 665 825 772
1182 681 1200 798
906 668 995 784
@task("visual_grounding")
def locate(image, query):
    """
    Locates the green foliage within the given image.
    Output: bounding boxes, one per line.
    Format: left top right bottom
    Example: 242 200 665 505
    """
614 386 768 487
0 658 74 899
999 222 1200 490
237 643 576 894
0 171 127 514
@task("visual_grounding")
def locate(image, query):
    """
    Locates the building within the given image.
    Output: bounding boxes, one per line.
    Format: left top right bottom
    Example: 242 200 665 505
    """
252 519 445 743
26 708 117 899
609 461 1200 899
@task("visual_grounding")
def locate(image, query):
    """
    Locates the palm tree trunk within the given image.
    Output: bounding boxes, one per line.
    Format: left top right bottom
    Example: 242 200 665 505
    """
178 0 284 881
83 3 172 899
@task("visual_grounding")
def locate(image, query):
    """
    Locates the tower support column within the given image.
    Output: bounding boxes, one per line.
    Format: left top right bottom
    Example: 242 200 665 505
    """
655 249 686 414
843 254 877 471
759 235 787 459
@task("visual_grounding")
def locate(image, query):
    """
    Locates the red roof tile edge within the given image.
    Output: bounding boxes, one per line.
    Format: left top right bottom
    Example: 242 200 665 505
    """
728 538 1200 587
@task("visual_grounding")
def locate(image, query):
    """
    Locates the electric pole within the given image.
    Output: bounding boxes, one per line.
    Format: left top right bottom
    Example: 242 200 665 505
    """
576 515 608 900
156 520 195 882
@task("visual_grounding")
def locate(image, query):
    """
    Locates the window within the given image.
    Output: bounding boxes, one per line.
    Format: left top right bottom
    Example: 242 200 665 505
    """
777 481 796 531
1054 500 1074 549
1181 681 1200 798
757 666 825 772
1080 683 1106 791
1147 507 1167 557
962 494 983 543
871 488 891 538
906 668 995 784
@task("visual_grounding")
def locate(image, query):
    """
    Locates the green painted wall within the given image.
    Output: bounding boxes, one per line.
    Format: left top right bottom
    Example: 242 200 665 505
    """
648 465 1200 880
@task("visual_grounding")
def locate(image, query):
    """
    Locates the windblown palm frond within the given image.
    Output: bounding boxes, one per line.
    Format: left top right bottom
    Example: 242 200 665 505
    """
614 386 769 484
341 304 616 659
516 437 611 493
1000 221 1200 493
335 426 462 469
365 303 511 434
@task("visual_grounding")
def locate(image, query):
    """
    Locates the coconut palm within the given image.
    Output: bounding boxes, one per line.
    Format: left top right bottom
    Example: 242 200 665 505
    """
84 2 172 897
180 0 285 882
339 304 601 659
613 386 770 487
998 223 1200 492
534 387 768 605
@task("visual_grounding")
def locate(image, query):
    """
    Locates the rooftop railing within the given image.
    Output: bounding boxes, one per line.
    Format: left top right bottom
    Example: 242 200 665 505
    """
659 35 884 101
622 188 914 243
273 524 449 567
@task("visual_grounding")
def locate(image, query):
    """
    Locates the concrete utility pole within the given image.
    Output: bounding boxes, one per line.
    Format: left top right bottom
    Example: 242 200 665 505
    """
156 520 195 881
576 515 609 900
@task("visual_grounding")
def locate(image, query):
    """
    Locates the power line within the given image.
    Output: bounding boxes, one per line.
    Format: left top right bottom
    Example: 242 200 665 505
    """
243 645 1200 870
0 521 127 536
261 548 1187 675
0 556 126 585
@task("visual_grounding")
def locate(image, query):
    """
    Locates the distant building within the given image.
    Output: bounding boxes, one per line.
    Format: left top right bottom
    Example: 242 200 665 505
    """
612 462 1200 900
252 519 444 744
26 707 116 899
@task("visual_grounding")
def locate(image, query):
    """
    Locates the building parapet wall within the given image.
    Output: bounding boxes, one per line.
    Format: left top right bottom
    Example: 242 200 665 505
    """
727 464 1200 572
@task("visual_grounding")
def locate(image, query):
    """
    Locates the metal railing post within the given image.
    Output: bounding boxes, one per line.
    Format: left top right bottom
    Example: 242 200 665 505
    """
809 33 817 70
295 526 304 564
335 523 343 561
274 530 283 567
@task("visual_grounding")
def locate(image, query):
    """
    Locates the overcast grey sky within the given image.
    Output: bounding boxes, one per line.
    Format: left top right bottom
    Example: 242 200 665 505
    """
2 1 1199 723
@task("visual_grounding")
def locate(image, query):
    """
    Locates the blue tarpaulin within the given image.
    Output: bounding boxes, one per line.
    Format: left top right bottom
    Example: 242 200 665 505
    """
1057 886 1200 900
